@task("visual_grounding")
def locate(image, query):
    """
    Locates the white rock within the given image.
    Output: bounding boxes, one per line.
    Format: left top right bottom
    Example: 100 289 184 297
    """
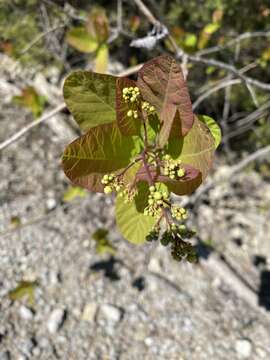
47 308 65 334
19 306 34 320
46 198 57 211
81 303 97 322
148 257 162 273
235 339 252 358
99 304 122 324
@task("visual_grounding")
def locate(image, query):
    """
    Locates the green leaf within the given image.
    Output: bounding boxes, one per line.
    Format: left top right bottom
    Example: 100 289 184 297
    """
137 55 194 147
13 86 46 118
66 27 98 53
62 123 140 192
116 77 141 136
146 113 160 144
167 116 215 180
63 186 88 202
9 281 38 305
198 114 221 149
63 70 117 132
86 7 109 43
184 33 197 48
116 182 156 245
198 22 220 49
92 228 116 255
94 43 109 73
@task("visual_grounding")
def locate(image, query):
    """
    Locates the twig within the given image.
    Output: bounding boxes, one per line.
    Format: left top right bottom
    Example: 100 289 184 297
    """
192 79 241 110
221 75 233 156
19 24 67 56
224 100 270 140
0 65 145 152
196 30 270 57
185 143 270 206
133 0 159 25
0 103 66 152
200 252 269 316
133 0 270 92
230 144 270 173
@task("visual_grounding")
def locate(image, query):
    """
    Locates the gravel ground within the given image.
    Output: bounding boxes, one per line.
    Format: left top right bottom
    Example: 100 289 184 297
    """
1 75 270 359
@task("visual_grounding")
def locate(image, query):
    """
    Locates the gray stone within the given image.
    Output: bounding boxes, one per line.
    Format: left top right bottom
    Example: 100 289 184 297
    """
47 308 66 334
19 306 34 320
0 351 10 360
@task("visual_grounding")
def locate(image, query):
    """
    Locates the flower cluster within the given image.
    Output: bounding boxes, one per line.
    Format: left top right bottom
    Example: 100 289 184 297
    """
142 101 155 115
143 184 170 218
101 173 123 194
163 154 186 180
118 186 137 203
122 86 140 103
145 228 159 242
127 109 138 119
160 224 197 262
171 205 188 221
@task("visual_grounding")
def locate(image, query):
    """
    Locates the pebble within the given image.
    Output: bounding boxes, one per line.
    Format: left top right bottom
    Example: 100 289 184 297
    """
99 304 122 325
47 308 66 334
235 339 252 358
0 352 10 360
46 198 57 211
81 303 97 322
21 338 35 355
19 306 34 321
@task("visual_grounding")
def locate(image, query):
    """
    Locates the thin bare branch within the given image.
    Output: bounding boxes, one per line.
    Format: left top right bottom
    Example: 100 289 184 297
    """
196 31 270 57
133 0 270 92
20 24 67 56
0 103 66 152
192 79 241 110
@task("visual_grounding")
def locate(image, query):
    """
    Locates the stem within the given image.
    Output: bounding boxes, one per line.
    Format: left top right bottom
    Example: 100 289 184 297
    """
117 156 142 177
141 150 154 186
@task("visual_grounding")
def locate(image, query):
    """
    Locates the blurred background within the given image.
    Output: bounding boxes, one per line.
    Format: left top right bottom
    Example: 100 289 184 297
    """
0 0 270 359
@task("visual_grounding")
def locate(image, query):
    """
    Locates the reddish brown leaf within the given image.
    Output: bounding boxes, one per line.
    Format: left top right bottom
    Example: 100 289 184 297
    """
136 163 202 195
137 55 194 147
62 123 138 192
116 77 141 136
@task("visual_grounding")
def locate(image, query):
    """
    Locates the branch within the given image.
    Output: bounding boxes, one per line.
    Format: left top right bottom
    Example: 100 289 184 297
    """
0 103 66 152
192 79 241 110
184 144 270 207
196 30 270 57
133 0 270 91
19 24 67 56
0 64 144 152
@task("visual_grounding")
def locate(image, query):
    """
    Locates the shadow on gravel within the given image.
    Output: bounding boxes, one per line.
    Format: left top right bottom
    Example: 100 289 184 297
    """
258 270 270 311
90 257 120 281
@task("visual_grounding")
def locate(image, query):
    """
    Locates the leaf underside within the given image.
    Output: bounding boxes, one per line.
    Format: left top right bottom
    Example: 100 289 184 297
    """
137 55 194 147
167 116 216 180
136 163 202 195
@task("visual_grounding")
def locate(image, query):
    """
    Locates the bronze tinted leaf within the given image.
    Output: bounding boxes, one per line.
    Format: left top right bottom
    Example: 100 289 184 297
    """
136 163 202 195
62 123 139 192
137 55 194 147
